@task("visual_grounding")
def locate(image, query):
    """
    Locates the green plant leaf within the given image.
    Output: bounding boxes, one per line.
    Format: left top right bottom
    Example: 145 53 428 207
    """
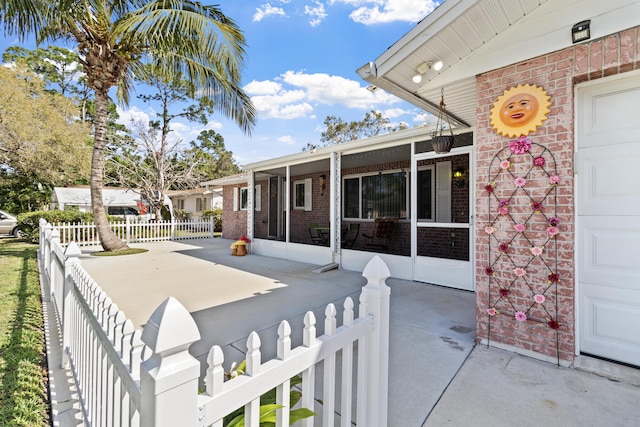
256 404 284 423
224 404 284 427
290 390 302 407
289 408 316 423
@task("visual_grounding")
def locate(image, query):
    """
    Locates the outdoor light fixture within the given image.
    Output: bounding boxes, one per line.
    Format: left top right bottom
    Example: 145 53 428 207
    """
453 167 466 187
572 20 591 44
319 174 326 195
412 61 444 84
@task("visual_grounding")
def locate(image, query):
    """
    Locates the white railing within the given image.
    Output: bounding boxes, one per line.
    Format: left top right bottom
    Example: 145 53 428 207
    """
53 217 215 247
38 219 391 427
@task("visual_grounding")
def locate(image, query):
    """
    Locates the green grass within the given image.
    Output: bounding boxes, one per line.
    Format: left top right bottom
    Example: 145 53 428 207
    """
0 238 49 426
91 247 148 256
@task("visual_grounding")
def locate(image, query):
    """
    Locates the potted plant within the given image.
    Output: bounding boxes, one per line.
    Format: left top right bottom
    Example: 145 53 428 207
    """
230 235 250 256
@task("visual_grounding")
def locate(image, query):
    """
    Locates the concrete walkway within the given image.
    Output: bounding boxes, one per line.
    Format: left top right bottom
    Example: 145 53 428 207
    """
45 238 640 426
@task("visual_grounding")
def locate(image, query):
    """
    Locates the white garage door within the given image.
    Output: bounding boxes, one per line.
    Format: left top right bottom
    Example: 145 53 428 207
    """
577 72 640 367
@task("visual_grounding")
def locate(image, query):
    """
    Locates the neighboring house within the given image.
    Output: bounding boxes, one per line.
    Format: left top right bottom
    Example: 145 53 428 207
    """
50 186 173 218
167 187 222 219
210 0 640 369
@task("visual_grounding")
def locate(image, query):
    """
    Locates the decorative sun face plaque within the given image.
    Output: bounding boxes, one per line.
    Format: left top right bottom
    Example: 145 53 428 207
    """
490 84 551 137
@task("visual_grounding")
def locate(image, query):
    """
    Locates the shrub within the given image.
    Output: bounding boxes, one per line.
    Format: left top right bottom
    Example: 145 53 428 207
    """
174 209 191 221
202 208 223 232
17 210 94 242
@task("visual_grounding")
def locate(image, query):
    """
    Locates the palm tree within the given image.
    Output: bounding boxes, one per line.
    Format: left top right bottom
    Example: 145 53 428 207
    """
1 0 256 250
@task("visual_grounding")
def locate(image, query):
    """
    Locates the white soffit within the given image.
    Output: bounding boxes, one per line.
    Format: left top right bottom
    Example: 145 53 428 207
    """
362 0 640 128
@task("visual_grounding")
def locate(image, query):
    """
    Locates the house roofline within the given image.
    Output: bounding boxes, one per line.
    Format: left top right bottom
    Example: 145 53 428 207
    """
242 126 472 174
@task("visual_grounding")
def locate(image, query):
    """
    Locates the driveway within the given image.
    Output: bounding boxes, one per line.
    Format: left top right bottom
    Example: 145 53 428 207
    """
78 238 477 427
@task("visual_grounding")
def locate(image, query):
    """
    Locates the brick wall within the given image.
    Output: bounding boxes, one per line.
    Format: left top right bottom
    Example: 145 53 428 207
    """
475 26 640 362
289 171 332 244
221 185 247 240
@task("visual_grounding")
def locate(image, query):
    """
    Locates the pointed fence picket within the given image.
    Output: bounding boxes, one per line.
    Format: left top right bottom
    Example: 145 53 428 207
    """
38 218 390 427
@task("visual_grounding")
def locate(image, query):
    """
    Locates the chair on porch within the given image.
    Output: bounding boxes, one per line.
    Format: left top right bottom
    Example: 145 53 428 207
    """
341 223 360 249
362 218 397 252
308 222 326 245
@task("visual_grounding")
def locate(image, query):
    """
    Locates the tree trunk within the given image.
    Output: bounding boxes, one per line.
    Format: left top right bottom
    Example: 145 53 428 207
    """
91 90 129 251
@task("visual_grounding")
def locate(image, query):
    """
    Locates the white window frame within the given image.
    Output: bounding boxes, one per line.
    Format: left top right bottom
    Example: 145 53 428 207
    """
239 185 262 211
417 165 436 222
342 169 409 220
435 161 452 223
196 197 208 212
293 178 312 211
255 184 261 212
240 187 249 210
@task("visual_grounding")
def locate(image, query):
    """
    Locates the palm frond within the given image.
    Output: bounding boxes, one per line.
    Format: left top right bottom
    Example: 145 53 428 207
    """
113 0 255 133
0 0 48 37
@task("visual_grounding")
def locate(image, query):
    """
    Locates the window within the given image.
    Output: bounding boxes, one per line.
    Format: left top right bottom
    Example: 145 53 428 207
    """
176 199 185 210
196 197 208 211
235 185 261 211
107 206 139 216
417 166 435 221
240 188 248 210
293 178 312 211
344 178 360 218
343 171 408 219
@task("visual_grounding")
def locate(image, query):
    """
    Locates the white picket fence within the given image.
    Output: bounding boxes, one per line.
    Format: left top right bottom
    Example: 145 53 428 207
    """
38 219 391 427
53 217 216 247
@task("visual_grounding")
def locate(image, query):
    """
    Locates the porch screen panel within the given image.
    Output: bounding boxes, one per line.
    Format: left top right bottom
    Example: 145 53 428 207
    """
362 172 406 219
417 227 469 261
417 168 434 221
344 178 360 218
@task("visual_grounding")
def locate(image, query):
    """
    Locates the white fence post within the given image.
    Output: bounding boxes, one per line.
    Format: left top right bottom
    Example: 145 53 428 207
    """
39 218 47 259
126 215 131 244
140 297 201 427
361 256 391 427
49 229 62 303
61 242 82 368
40 220 51 301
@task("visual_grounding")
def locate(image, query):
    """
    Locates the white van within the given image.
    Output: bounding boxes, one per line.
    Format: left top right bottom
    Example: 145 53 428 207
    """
0 210 21 237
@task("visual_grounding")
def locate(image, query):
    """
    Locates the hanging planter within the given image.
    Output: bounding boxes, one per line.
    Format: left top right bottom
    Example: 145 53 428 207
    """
431 88 455 154
432 135 454 154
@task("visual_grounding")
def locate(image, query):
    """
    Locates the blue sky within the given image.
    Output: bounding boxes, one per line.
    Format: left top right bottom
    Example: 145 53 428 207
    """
1 1 442 165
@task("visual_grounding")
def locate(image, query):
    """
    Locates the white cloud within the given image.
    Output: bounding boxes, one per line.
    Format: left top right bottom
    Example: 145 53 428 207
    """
243 70 402 120
247 83 310 119
277 135 297 145
116 106 150 126
338 0 439 24
382 107 409 118
305 1 328 26
253 3 287 22
244 79 283 96
413 111 437 124
116 106 224 149
282 70 399 109
276 102 315 119
168 121 224 146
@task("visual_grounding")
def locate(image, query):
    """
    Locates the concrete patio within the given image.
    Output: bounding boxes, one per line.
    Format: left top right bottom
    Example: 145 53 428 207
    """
46 237 640 426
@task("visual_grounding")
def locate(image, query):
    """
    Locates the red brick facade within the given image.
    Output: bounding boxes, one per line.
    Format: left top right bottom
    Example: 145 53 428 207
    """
221 185 247 240
475 26 640 361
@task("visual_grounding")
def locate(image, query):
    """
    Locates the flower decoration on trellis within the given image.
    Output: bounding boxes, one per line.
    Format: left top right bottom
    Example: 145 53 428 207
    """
484 134 561 363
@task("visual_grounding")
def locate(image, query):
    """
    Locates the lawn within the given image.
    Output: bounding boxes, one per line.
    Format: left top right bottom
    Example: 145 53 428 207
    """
0 238 49 426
